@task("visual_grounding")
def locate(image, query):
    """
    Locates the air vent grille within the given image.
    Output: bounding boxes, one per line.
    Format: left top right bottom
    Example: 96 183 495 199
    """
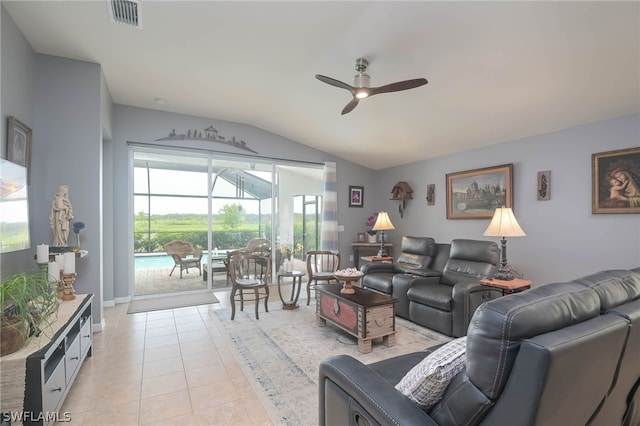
107 0 141 28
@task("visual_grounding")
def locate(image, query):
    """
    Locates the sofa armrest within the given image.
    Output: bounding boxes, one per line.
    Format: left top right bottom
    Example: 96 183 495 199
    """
360 262 394 274
406 268 442 278
319 355 438 426
451 281 502 337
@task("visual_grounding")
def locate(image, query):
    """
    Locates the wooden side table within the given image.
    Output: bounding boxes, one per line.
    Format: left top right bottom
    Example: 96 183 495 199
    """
360 256 393 264
351 243 393 269
480 278 532 294
277 271 305 310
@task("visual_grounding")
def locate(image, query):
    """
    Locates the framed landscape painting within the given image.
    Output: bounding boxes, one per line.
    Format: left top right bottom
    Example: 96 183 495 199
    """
592 146 640 214
446 164 513 219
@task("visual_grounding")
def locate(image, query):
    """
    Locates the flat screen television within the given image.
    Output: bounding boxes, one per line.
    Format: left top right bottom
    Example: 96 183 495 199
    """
0 159 30 253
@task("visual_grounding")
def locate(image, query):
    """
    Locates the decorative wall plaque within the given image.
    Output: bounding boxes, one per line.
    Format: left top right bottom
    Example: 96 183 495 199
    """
156 126 258 154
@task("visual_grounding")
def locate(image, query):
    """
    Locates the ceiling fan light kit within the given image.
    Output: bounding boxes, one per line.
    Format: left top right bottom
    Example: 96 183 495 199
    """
315 58 428 115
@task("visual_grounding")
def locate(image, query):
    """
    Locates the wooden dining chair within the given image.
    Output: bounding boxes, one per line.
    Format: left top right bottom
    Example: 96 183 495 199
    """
305 251 341 305
228 253 270 320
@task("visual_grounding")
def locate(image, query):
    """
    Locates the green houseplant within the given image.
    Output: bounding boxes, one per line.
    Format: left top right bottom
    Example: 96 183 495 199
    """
1 270 59 356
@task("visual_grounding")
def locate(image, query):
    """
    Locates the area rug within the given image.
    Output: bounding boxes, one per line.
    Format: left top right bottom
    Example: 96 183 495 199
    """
212 303 450 426
127 292 219 314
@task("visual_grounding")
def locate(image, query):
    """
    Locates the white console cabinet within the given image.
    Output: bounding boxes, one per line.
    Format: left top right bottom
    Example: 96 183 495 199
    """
1 294 93 426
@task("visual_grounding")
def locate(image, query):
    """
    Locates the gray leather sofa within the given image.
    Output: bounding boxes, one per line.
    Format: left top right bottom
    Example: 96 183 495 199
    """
319 268 640 426
361 236 450 319
362 238 501 337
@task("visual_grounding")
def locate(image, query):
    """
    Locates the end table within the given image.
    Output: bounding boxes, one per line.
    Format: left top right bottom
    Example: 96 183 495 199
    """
277 271 305 310
480 278 532 294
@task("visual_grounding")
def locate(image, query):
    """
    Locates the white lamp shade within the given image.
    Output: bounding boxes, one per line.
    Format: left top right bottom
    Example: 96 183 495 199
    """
483 207 526 237
372 211 395 231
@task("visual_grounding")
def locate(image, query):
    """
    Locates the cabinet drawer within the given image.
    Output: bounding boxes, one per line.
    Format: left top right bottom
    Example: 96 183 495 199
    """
80 317 92 358
42 358 66 414
65 335 81 385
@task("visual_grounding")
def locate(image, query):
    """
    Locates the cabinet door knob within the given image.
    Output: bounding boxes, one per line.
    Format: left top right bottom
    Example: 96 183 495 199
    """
69 356 79 361
52 387 62 392
83 335 91 338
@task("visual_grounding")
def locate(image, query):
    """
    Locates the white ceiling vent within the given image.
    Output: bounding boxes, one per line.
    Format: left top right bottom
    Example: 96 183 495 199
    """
107 0 142 28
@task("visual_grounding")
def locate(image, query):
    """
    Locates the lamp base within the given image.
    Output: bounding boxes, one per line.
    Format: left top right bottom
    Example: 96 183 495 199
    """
492 264 522 281
377 248 388 257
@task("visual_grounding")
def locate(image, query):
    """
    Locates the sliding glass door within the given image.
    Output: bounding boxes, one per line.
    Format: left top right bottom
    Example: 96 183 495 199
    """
131 147 323 299
133 151 210 296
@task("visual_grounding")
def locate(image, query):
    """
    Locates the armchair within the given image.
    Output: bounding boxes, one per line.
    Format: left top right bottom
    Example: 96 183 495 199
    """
164 240 203 279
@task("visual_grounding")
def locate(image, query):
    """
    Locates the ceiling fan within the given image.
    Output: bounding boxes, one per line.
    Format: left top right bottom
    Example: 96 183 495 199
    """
315 58 428 115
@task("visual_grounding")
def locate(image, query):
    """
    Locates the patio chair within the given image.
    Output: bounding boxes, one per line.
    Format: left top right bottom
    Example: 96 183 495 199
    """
225 238 274 285
305 251 341 305
164 240 203 279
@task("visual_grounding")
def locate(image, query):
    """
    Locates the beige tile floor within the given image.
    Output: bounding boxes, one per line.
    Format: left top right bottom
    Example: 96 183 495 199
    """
59 286 281 426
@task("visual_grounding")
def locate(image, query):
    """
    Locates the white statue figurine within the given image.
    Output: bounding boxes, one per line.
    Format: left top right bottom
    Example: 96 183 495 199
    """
49 185 74 247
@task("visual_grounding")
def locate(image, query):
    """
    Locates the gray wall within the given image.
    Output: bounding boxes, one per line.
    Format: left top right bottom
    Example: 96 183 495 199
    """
372 114 640 285
0 6 36 275
32 54 104 324
2 6 112 327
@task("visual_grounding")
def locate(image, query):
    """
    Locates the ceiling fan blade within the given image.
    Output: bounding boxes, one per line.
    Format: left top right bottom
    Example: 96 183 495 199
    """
315 74 355 95
369 78 428 96
341 98 359 115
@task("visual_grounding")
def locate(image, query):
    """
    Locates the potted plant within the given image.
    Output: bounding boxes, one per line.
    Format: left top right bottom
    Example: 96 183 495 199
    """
1 270 59 356
366 213 378 243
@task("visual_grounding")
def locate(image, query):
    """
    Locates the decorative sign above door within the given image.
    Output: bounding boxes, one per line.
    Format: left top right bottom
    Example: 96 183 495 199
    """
156 126 258 154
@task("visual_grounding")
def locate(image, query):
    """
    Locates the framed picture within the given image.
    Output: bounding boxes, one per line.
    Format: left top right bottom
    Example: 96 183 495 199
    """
356 232 366 243
592 146 640 214
7 116 32 183
446 164 513 219
349 185 364 208
426 184 435 205
537 171 551 201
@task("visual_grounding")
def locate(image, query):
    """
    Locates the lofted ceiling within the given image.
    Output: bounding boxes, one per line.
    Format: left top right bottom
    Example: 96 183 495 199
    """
3 1 639 170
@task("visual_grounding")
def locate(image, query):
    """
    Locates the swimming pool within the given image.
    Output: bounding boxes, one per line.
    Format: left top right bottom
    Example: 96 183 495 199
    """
134 252 226 269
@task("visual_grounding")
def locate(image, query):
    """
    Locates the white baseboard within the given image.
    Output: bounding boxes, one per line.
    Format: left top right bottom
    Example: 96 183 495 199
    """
93 318 106 332
115 296 131 305
103 296 131 308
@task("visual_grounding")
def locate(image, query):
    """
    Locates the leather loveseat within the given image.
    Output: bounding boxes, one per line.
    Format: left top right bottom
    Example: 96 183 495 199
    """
362 238 501 337
361 236 450 319
319 268 640 426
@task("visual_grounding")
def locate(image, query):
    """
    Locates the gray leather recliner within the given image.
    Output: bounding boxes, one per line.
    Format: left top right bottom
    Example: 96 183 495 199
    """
361 236 449 319
406 239 501 337
319 268 640 426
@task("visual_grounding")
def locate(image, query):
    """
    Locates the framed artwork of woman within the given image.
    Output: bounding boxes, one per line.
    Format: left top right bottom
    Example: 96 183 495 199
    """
592 147 640 214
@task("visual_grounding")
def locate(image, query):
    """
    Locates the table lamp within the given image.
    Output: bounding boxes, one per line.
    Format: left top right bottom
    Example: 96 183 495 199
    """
483 207 526 280
372 211 395 257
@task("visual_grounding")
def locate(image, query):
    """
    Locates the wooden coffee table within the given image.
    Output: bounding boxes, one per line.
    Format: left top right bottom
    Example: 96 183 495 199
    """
315 284 397 353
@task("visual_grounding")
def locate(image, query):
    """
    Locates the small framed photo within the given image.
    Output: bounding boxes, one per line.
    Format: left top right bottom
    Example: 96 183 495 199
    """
592 146 640 214
446 164 513 219
7 116 32 183
426 184 435 205
537 171 550 201
356 232 366 243
349 185 364 208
